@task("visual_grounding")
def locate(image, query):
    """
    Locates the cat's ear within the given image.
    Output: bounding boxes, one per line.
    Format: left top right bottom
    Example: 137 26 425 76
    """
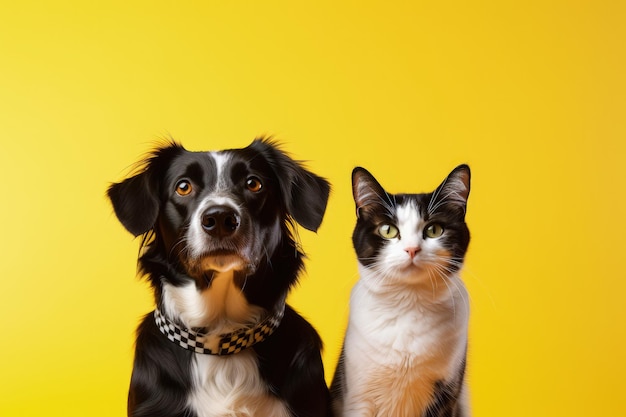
432 164 471 213
352 167 388 219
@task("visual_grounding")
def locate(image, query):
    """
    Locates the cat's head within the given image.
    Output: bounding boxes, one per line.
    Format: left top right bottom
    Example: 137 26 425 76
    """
351 165 471 285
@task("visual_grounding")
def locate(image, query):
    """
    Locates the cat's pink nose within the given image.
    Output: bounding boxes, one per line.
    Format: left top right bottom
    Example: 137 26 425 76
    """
405 247 421 259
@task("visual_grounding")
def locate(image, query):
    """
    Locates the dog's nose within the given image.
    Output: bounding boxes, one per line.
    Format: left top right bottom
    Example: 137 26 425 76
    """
201 206 240 238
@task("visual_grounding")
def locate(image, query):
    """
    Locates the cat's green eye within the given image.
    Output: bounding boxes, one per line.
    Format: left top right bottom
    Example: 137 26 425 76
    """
425 223 444 239
378 224 399 239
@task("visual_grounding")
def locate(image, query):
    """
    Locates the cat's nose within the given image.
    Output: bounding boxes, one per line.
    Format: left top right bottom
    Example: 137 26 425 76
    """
405 247 421 259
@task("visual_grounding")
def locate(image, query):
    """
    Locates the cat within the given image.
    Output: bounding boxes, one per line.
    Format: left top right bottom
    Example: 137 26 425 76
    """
330 165 472 417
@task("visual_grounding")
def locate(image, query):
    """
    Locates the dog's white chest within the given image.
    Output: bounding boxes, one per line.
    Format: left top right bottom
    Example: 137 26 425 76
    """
188 351 290 417
161 276 290 416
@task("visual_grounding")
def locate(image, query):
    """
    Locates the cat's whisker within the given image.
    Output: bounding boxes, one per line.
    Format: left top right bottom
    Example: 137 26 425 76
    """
447 273 470 317
455 263 497 310
422 260 465 314
440 273 457 317
425 268 439 300
426 261 454 293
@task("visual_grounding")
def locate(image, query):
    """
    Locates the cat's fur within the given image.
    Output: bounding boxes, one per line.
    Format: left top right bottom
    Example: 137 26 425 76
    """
331 165 472 417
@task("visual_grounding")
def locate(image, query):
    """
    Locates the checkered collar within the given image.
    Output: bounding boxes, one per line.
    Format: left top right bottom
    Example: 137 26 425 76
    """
154 304 285 355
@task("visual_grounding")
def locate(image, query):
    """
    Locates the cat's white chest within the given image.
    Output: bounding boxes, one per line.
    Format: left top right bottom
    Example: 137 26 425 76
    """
353 299 436 356
347 273 466 358
341 275 468 416
346 202 470 367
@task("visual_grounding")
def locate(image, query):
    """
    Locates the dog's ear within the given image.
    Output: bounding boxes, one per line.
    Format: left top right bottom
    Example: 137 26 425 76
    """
107 143 184 237
288 166 331 232
249 139 331 232
107 172 160 237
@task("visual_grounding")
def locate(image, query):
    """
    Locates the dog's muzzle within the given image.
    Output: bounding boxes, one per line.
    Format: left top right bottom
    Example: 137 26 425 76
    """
186 201 253 274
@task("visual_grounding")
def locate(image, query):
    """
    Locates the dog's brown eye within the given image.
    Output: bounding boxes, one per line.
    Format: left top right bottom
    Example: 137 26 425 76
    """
175 180 193 196
246 177 263 193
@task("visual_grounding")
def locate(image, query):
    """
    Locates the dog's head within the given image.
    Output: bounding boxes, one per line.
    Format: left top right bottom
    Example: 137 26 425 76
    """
108 138 330 286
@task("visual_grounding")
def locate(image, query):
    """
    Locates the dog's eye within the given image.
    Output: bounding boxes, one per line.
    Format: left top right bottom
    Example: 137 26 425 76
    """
246 177 263 193
175 180 193 196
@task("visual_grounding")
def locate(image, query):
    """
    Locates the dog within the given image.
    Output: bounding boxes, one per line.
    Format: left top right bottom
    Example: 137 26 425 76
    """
108 138 332 417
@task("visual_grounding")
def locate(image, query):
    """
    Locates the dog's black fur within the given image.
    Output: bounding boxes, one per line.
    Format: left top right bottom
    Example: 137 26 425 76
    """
108 138 332 417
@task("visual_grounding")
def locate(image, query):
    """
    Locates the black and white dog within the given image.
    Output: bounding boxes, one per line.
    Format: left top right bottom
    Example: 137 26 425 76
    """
108 138 332 417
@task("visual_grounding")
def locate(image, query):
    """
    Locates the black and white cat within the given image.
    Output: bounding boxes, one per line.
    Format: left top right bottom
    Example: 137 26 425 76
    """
331 165 472 417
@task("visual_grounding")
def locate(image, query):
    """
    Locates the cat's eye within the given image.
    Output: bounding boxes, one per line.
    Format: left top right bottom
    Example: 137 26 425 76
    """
425 223 444 238
378 224 399 239
246 176 263 192
175 180 193 196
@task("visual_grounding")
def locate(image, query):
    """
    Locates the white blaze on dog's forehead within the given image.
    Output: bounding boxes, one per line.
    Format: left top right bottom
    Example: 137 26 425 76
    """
197 195 239 212
209 151 232 192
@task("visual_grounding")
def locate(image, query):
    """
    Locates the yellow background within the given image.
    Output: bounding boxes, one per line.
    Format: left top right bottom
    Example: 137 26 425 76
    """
1 1 624 416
